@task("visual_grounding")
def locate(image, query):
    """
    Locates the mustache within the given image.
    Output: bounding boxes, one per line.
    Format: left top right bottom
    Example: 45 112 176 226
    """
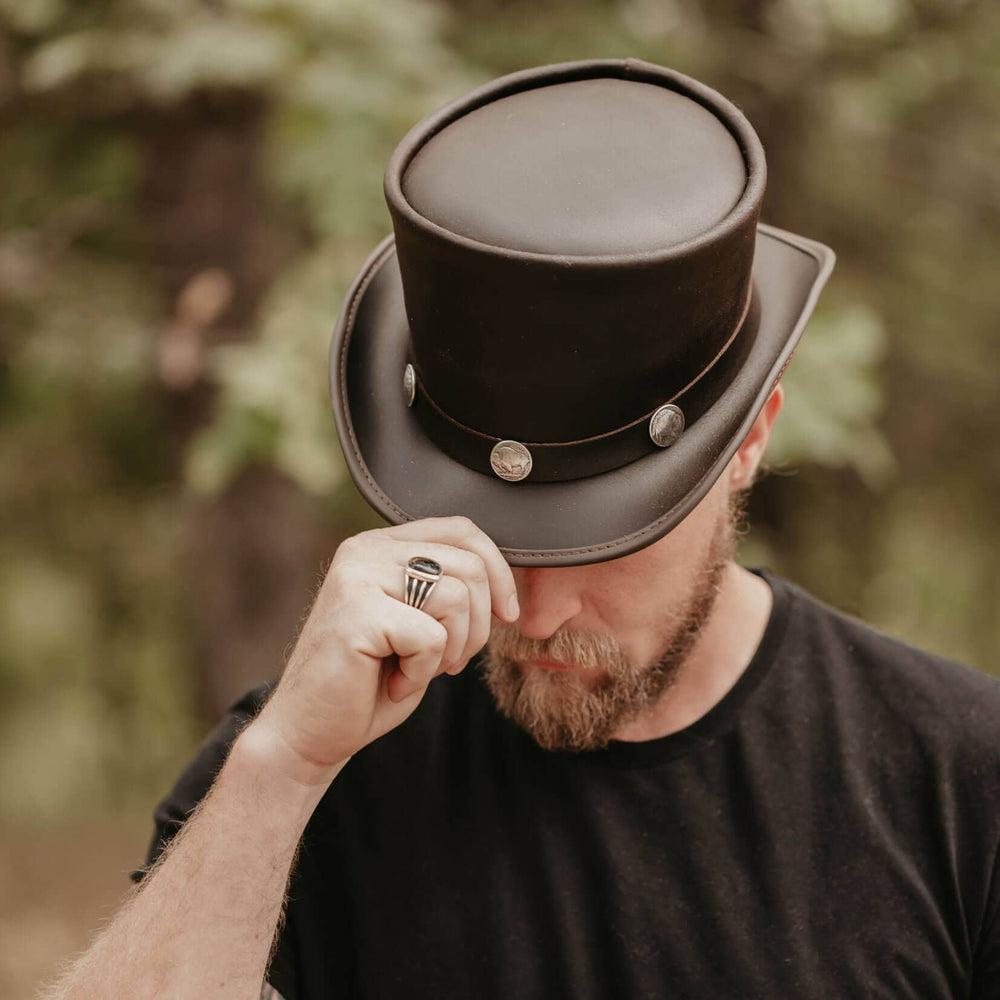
487 620 632 675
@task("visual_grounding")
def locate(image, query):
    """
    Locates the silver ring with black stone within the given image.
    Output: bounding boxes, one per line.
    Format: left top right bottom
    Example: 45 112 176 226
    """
404 556 443 612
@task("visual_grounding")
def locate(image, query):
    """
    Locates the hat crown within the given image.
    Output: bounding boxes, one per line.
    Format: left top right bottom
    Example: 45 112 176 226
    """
384 58 766 467
402 78 747 257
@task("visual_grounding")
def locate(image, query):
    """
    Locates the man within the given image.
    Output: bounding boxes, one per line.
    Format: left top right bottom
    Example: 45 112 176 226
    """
44 58 999 999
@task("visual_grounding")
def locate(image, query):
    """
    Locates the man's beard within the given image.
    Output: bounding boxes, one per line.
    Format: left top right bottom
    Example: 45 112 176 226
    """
479 489 746 752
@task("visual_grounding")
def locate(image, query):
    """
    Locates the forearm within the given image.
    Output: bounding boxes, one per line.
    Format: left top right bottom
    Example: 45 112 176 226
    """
43 723 348 999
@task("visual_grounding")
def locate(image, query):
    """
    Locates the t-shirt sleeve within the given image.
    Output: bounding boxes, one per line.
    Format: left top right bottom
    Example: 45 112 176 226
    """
129 681 275 882
129 680 300 998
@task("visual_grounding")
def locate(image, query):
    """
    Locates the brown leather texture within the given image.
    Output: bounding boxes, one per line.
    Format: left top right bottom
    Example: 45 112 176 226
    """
385 58 766 452
402 77 746 255
329 58 836 565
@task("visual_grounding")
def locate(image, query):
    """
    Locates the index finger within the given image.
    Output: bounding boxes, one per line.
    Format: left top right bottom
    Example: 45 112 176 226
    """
383 516 519 622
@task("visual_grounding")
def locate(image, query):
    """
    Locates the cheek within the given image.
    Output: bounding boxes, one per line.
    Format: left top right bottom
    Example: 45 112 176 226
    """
653 484 729 565
585 506 724 616
583 561 672 633
576 483 730 626
615 533 701 592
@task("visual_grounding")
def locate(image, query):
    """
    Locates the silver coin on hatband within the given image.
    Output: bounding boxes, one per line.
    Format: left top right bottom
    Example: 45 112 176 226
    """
490 439 533 482
649 403 685 448
403 363 416 407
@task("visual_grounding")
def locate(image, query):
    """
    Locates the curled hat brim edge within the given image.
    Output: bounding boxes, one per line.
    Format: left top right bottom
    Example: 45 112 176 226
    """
329 222 835 567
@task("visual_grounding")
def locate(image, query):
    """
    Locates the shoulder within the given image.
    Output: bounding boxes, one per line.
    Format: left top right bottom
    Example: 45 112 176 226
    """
777 572 1000 703
772 572 1000 757
771 574 1000 951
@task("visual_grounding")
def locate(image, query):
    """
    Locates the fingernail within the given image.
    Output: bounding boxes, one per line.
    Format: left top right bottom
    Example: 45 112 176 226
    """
507 593 520 620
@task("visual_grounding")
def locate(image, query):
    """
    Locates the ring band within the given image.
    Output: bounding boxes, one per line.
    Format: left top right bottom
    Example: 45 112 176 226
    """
404 556 443 611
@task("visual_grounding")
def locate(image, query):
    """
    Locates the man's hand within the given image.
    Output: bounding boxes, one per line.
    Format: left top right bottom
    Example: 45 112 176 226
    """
247 516 521 788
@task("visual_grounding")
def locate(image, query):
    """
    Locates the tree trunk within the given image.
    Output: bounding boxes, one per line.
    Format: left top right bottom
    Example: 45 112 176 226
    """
137 89 332 716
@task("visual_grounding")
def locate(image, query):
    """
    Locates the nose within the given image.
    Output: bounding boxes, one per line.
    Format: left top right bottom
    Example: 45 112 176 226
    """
511 567 583 641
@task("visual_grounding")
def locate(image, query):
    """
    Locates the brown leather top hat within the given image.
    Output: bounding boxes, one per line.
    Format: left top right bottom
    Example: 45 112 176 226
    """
329 57 835 566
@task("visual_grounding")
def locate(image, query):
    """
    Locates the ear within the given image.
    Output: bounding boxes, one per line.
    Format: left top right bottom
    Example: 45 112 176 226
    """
727 382 784 490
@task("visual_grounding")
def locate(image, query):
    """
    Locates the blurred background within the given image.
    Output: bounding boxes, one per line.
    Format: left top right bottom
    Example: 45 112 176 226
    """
1 0 997 994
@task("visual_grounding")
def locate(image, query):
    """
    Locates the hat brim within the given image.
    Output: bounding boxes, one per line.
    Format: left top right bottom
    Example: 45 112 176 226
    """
330 222 834 567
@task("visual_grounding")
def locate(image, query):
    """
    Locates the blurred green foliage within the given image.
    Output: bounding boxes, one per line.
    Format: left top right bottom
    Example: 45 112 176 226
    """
1 0 997 822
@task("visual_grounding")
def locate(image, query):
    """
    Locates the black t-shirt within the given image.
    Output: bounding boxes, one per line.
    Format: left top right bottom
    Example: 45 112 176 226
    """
133 569 1000 998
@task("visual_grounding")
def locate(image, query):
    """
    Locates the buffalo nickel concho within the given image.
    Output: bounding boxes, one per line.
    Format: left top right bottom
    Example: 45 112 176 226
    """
490 439 533 482
403 363 416 407
649 403 685 448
